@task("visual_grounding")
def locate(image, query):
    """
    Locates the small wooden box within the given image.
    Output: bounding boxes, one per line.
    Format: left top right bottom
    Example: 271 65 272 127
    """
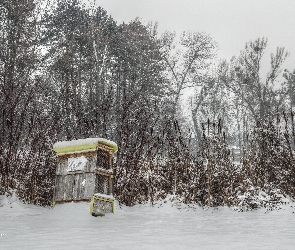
90 193 114 216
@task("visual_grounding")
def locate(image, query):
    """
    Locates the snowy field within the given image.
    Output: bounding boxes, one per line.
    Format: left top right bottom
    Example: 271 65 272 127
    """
1 194 295 250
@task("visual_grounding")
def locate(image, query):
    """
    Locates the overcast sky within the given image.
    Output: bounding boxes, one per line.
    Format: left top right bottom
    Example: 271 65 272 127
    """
88 0 295 77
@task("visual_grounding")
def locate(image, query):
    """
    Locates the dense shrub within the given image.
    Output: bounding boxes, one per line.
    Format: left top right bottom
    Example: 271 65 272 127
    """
114 116 294 211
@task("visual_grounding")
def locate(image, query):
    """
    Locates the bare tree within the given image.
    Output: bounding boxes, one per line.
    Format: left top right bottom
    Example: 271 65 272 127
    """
0 0 40 190
219 38 289 124
159 31 216 119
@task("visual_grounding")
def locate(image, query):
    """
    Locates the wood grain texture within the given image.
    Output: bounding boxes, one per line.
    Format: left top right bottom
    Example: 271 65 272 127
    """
53 144 114 202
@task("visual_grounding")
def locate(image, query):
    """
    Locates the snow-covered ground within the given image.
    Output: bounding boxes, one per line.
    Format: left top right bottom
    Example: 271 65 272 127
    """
1 194 295 250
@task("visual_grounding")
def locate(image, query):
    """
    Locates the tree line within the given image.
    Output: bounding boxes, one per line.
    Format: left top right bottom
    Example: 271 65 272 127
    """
1 0 295 209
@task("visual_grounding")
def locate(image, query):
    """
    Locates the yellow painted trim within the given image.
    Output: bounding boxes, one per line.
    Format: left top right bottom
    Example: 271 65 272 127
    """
53 141 118 155
97 141 118 153
92 195 115 213
53 143 98 154
90 196 95 215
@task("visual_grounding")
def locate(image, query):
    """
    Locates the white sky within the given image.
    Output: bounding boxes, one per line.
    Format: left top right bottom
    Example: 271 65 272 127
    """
87 0 295 76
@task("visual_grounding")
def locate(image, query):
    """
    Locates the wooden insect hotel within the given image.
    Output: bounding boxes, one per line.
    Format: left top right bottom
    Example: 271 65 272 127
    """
52 138 118 215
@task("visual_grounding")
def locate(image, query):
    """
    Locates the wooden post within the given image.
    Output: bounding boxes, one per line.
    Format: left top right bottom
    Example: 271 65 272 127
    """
109 175 113 195
109 150 113 195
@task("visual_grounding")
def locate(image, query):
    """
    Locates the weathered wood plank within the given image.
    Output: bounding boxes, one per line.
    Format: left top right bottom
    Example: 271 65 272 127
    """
53 141 115 202
56 151 97 175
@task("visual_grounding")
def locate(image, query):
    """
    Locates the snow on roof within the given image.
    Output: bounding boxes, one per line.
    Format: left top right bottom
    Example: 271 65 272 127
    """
93 193 114 200
53 137 118 155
